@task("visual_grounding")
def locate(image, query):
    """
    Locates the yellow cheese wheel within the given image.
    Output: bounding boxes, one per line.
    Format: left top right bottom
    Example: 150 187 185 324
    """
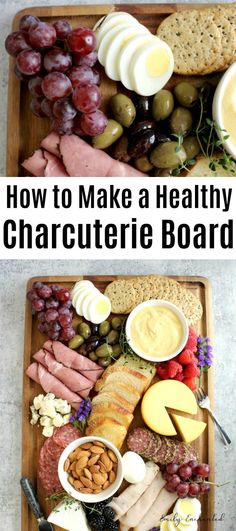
171 413 207 443
141 380 197 436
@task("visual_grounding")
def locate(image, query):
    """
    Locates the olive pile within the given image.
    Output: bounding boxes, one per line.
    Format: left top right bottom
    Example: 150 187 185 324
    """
68 317 124 367
95 82 202 175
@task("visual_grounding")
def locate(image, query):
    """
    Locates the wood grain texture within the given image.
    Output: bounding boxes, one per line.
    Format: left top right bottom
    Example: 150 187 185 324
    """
7 3 229 176
22 274 214 531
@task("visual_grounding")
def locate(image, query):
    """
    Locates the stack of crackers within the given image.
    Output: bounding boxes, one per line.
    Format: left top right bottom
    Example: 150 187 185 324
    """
157 4 236 75
104 275 203 325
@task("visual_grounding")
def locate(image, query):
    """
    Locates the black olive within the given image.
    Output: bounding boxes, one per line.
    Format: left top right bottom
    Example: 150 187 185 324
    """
91 324 99 335
134 96 151 118
156 133 171 143
86 335 103 353
128 130 157 158
130 120 156 137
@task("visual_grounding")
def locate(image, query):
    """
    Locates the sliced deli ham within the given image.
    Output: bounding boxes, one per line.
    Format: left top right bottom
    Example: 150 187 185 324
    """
44 340 103 382
134 488 178 531
33 349 94 398
22 149 47 176
44 151 69 177
41 131 61 157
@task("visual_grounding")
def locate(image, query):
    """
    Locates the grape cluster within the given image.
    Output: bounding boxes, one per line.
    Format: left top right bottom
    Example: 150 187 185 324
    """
5 14 108 136
27 281 75 343
163 460 211 498
84 500 118 531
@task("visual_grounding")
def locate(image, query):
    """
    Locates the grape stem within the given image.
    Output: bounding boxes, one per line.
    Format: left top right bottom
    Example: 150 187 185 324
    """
204 480 231 487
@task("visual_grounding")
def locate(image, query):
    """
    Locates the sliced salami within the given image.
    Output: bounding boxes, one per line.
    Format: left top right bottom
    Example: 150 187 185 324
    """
38 439 62 495
53 424 81 449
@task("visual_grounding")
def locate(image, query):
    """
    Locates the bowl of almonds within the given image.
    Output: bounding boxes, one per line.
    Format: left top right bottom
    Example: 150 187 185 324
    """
58 436 124 502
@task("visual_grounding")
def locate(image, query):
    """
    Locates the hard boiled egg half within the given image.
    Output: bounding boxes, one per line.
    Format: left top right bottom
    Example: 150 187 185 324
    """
95 12 174 96
71 281 111 324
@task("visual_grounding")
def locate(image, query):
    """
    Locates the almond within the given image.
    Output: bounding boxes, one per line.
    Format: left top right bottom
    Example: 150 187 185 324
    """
84 468 92 481
93 473 105 486
109 470 116 484
80 476 93 489
69 449 79 462
103 480 110 490
80 487 93 494
68 475 74 486
76 450 91 458
76 455 89 469
94 487 102 493
93 441 105 448
90 445 105 454
72 470 79 479
108 450 117 463
80 443 92 450
101 472 108 483
98 461 107 474
69 461 76 471
88 454 100 466
90 465 100 474
64 458 70 472
73 479 83 490
100 452 112 472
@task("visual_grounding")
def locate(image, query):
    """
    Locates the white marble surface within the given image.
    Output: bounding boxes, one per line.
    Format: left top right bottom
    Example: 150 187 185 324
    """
0 259 235 530
0 0 234 175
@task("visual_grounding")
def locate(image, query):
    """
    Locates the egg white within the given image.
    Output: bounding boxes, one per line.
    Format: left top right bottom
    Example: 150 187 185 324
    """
174 497 201 522
96 13 140 48
105 25 149 81
82 290 100 321
98 22 142 66
86 293 111 324
119 33 156 90
75 286 97 316
71 280 94 306
130 38 174 96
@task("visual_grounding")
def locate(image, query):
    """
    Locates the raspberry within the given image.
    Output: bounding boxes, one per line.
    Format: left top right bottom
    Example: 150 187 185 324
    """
183 377 197 390
183 364 200 378
166 359 183 378
185 327 198 352
175 371 184 381
156 364 169 379
177 348 195 365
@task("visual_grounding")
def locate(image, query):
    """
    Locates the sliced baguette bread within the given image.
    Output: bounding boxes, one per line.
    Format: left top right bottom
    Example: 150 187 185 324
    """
95 368 148 395
91 391 134 413
86 418 127 449
101 382 140 407
87 404 133 430
186 155 236 176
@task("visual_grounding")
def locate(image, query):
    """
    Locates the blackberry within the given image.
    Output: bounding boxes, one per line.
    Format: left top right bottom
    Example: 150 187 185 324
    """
105 521 119 531
89 514 106 531
103 506 115 522
104 496 113 504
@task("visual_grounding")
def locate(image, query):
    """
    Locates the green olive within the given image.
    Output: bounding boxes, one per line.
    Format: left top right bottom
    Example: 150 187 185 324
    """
92 119 123 149
150 142 187 169
134 156 153 173
152 90 174 121
110 94 136 128
88 351 98 362
98 357 112 367
95 344 113 358
68 334 84 349
111 317 124 330
174 82 198 108
183 136 201 160
77 322 91 339
107 330 119 345
99 320 111 337
170 107 193 136
112 344 122 357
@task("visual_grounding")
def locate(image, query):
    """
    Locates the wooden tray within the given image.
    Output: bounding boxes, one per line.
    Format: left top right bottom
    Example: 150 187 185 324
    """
7 3 226 177
22 274 214 531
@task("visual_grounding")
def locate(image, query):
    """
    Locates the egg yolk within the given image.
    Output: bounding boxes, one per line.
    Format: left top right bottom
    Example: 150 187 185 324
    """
146 48 170 77
96 299 109 312
178 499 196 516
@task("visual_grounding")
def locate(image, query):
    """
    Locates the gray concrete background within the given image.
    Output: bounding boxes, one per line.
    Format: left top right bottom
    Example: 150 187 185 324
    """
0 0 234 175
0 259 235 530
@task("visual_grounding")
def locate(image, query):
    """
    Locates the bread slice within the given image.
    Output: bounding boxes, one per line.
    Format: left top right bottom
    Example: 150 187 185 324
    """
186 155 236 176
101 382 140 407
87 402 133 430
95 368 148 395
91 392 134 413
86 418 127 449
95 354 155 394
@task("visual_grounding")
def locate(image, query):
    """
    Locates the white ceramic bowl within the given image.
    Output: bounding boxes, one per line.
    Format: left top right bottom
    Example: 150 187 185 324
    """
212 61 236 159
125 299 188 362
58 436 124 503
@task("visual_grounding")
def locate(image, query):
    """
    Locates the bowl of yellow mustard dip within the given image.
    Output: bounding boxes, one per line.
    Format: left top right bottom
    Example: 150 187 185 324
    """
126 299 188 362
212 62 236 160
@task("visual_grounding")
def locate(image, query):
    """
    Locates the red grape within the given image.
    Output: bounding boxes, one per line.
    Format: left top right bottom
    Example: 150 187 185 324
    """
52 118 74 135
59 314 72 327
72 83 101 113
38 322 50 334
59 327 75 342
45 298 59 309
194 464 210 478
53 20 72 40
68 65 100 87
32 298 45 311
45 309 59 323
79 110 107 136
50 321 61 332
16 49 42 75
62 299 72 309
73 50 98 67
200 483 210 494
56 288 71 302
42 72 72 101
168 474 181 489
19 15 40 32
37 311 46 322
38 285 52 299
30 97 46 117
41 98 54 118
33 281 44 290
53 98 77 120
67 27 96 55
166 463 179 475
58 306 72 316
48 330 60 340
51 284 61 294
27 289 39 301
44 48 72 73
73 115 86 136
176 482 190 498
5 31 30 56
29 22 57 49
14 64 26 80
188 460 198 469
165 482 176 493
28 75 44 96
178 465 192 480
189 483 201 496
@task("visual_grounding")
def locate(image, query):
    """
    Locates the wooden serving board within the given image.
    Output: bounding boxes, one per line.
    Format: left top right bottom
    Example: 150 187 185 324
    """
22 274 214 531
7 2 225 177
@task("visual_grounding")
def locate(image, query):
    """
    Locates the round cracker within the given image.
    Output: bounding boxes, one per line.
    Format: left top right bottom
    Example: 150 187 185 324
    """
157 10 221 75
104 279 137 314
217 5 236 68
201 9 236 73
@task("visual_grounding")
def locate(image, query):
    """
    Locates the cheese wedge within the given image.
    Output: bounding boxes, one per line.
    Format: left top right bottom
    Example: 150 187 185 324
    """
141 380 197 436
171 414 207 443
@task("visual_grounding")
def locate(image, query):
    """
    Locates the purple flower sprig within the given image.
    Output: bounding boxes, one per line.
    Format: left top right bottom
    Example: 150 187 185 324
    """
197 335 213 386
70 399 92 432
